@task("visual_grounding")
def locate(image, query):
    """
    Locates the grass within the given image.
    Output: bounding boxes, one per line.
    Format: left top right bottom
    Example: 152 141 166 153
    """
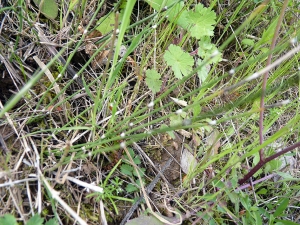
0 0 300 224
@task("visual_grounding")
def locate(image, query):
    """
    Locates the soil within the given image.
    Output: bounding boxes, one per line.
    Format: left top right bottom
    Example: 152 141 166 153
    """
145 133 185 184
0 72 17 105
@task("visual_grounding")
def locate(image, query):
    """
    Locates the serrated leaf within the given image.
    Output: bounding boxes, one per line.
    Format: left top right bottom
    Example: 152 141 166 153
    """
144 0 189 28
164 45 194 79
145 69 162 93
124 148 135 161
120 164 133 176
0 214 18 225
197 59 209 82
27 214 44 225
133 167 145 177
126 183 138 193
33 0 58 20
198 38 222 63
187 4 216 39
133 156 141 165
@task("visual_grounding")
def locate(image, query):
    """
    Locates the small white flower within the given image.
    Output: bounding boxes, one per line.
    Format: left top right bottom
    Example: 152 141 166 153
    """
290 37 297 44
281 99 290 105
176 109 183 115
148 101 154 107
164 6 168 10
152 24 157 29
88 151 92 157
120 142 126 148
129 122 134 127
101 134 106 139
229 69 235 75
116 29 120 34
57 73 62 78
81 146 86 152
183 119 192 126
211 50 219 57
73 74 78 80
120 132 125 138
208 120 217 125
83 29 88 34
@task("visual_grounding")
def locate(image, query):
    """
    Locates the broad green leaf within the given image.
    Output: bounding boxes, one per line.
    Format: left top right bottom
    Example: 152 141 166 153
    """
27 214 44 225
120 164 133 176
133 167 145 177
254 211 263 225
96 13 116 35
242 38 255 47
160 124 175 139
163 44 193 79
256 188 267 195
198 37 222 64
253 152 263 177
133 156 141 165
240 194 251 211
33 0 58 19
126 183 138 193
197 59 209 82
264 159 281 174
254 18 278 50
192 103 201 117
145 69 162 93
276 171 294 179
187 4 216 39
144 0 189 29
0 214 17 225
274 198 289 217
169 115 182 127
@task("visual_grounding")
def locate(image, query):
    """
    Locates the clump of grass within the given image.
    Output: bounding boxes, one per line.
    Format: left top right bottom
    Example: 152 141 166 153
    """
0 0 300 224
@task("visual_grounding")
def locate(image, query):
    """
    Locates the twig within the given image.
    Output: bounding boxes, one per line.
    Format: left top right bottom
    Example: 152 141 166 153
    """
223 43 300 93
39 170 88 225
120 157 174 225
258 0 289 161
239 141 300 184
35 24 84 88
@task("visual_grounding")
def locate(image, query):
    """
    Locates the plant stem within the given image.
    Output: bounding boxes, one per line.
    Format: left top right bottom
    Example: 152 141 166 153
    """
238 141 300 185
259 0 289 161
